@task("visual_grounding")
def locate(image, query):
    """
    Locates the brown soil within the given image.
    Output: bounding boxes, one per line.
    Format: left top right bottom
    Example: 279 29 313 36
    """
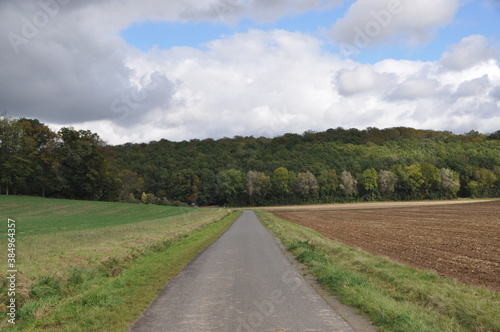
261 199 496 211
273 201 500 291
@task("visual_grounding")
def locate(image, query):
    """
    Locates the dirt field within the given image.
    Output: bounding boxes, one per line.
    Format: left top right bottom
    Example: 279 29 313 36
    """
262 199 496 211
273 200 500 291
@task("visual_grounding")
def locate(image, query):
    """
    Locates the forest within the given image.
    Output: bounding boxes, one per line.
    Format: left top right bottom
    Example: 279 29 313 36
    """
1 115 499 206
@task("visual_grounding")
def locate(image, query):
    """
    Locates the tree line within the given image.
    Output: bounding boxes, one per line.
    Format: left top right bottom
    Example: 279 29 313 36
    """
0 117 116 200
1 115 499 206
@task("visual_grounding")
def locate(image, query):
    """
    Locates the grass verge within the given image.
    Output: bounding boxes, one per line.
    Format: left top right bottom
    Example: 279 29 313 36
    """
257 210 500 332
11 211 241 331
0 196 241 331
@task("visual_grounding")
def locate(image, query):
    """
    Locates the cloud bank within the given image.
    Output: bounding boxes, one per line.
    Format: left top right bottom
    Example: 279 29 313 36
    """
1 0 499 144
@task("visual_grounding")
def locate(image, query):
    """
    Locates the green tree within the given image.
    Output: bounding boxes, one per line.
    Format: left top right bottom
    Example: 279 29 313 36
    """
0 117 16 195
272 167 291 199
390 164 412 200
0 117 30 195
104 125 500 205
472 168 497 197
487 130 500 140
143 165 169 197
359 168 378 201
141 192 158 204
197 168 219 206
493 166 500 196
420 162 441 198
17 118 57 196
256 172 272 200
405 164 425 199
318 169 339 202
467 180 480 198
217 169 245 205
170 169 200 203
118 169 144 202
288 171 297 201
55 127 109 200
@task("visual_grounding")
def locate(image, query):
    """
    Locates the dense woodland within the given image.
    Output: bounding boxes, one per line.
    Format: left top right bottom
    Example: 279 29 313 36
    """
1 116 499 206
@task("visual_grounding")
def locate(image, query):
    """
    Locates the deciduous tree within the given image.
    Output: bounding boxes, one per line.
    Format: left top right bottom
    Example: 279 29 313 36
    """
318 169 339 201
295 170 319 198
359 168 378 200
378 170 397 199
218 169 245 204
340 170 357 198
420 162 441 198
55 127 109 200
439 168 460 198
118 169 144 202
272 167 290 198
405 164 425 199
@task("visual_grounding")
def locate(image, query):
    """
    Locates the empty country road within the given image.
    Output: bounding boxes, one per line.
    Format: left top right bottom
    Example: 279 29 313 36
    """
131 210 356 332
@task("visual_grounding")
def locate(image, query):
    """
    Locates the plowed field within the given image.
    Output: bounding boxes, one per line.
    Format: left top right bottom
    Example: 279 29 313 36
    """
273 201 500 291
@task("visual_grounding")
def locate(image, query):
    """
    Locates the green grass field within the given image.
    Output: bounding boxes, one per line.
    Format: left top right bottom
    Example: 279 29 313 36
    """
257 210 500 332
0 196 238 331
0 196 194 236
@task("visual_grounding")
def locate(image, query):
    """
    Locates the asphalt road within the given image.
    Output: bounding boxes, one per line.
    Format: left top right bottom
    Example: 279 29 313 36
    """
131 210 355 332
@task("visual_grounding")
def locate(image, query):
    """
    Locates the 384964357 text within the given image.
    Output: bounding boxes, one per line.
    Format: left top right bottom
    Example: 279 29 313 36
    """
7 218 17 324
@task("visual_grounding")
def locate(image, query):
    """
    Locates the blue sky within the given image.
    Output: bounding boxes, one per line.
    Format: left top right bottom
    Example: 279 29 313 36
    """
121 1 500 63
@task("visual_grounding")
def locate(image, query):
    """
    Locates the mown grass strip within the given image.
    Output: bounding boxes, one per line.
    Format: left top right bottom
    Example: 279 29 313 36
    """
3 211 241 331
257 210 500 332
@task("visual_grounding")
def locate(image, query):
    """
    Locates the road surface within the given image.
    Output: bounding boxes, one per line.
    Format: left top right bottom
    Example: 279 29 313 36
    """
131 210 356 332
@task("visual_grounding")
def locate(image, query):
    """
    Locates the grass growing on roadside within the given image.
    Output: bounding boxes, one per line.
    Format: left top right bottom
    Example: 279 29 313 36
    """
9 211 241 331
0 196 239 331
257 210 500 332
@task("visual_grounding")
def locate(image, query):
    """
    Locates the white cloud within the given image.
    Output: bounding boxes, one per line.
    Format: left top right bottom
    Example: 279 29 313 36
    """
179 0 343 24
1 1 499 145
86 32 499 144
121 30 342 141
0 1 179 126
329 0 461 53
390 78 441 100
491 86 500 100
335 65 396 96
440 35 499 70
454 75 490 98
